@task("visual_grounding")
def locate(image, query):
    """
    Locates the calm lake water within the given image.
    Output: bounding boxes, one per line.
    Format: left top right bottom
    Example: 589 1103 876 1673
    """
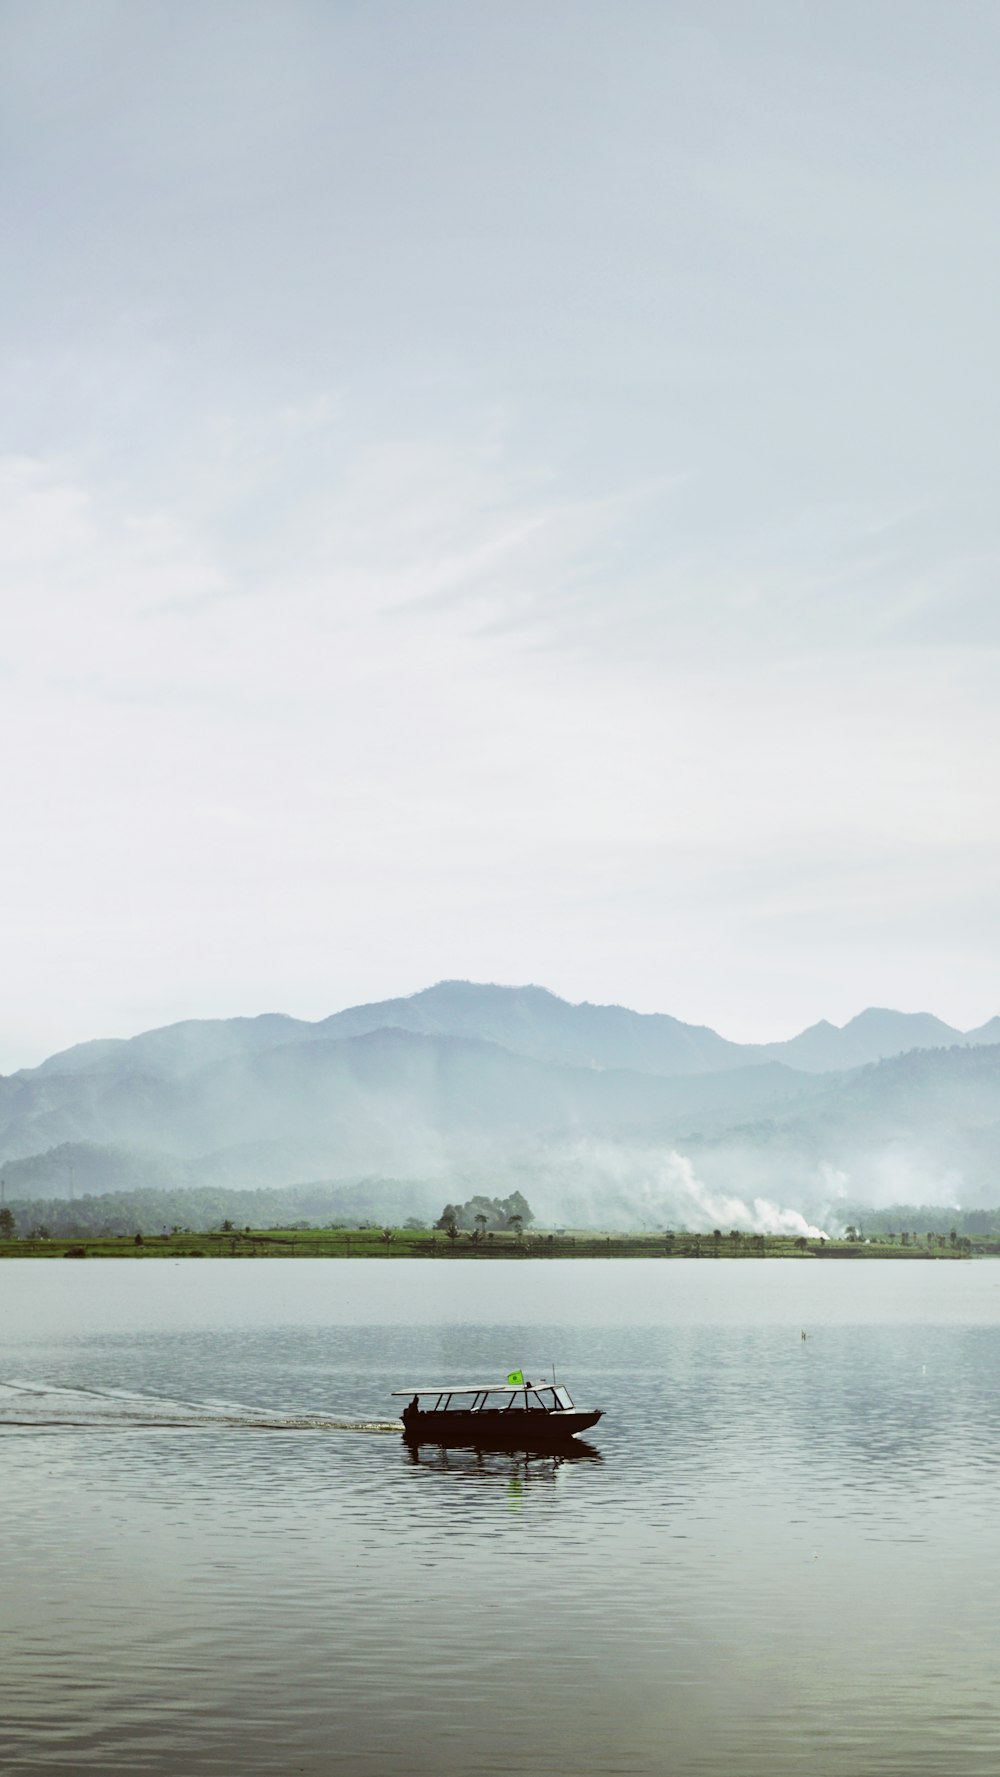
4 1258 1000 1776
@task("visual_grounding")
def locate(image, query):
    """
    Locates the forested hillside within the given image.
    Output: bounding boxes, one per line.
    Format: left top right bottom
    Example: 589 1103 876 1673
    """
2 984 997 1227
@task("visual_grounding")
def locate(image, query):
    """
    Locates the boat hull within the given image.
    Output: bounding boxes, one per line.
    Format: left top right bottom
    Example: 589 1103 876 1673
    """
402 1407 601 1446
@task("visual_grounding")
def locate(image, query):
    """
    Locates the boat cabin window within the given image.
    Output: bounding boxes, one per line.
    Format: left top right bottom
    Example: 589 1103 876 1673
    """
554 1388 572 1410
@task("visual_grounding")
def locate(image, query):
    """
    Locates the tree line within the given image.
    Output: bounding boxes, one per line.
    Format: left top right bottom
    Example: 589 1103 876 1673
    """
0 1182 431 1238
842 1204 1000 1238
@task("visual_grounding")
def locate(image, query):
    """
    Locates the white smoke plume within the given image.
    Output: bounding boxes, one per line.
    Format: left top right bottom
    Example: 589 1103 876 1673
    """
528 1141 830 1237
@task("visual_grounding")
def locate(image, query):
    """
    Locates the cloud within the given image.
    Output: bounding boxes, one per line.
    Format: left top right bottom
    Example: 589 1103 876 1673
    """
2 411 999 1071
4 0 1000 1060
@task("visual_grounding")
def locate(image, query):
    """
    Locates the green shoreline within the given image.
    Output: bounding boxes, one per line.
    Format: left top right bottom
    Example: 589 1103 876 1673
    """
0 1228 978 1260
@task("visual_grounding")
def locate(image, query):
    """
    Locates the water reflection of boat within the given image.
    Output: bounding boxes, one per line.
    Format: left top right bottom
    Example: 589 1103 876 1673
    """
392 1377 603 1447
405 1439 602 1473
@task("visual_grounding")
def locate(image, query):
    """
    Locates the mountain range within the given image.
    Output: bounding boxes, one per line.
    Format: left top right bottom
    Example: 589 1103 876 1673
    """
3 982 998 1227
25 980 1000 1081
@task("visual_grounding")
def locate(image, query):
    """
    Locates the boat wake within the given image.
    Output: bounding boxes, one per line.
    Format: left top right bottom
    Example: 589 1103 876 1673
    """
0 1381 402 1434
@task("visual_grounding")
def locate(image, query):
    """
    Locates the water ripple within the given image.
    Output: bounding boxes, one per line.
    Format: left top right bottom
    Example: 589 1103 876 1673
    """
4 1268 1000 1774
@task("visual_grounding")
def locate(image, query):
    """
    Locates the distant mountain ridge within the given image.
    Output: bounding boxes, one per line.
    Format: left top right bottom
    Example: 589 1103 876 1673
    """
19 981 999 1084
751 1008 982 1072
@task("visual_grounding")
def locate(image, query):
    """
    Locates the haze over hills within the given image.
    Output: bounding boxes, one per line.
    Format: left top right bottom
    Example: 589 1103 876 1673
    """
3 982 998 1230
0 1028 819 1182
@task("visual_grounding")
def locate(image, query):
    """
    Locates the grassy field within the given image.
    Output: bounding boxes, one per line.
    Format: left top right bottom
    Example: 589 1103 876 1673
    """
0 1227 977 1259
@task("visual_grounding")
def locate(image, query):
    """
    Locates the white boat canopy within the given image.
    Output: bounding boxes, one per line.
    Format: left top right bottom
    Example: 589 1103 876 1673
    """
391 1381 551 1396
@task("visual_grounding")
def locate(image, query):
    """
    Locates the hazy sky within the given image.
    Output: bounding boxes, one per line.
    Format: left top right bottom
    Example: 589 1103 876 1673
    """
3 0 1000 1068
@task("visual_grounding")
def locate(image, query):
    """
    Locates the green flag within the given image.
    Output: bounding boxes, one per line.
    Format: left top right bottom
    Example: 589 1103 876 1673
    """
507 1369 525 1386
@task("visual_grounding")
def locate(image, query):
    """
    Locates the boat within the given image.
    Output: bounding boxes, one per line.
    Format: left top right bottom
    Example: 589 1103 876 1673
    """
392 1374 603 1446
